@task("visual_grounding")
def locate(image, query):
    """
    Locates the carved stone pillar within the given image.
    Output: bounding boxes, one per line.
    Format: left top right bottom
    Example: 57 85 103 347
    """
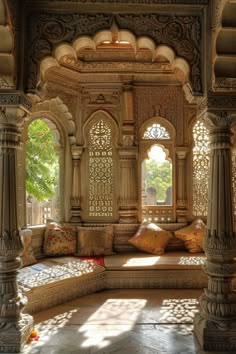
70 146 83 222
0 107 33 352
194 111 236 351
176 148 188 223
119 147 138 223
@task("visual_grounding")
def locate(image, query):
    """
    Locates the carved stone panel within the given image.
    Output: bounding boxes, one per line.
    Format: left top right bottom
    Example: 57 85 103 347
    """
134 86 184 145
25 12 203 94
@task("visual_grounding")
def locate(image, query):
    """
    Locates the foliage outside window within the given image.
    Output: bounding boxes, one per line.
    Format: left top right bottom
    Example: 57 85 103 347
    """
142 145 172 206
26 119 59 224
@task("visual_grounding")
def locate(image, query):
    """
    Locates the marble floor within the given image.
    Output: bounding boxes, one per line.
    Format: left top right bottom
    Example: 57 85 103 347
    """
19 289 234 354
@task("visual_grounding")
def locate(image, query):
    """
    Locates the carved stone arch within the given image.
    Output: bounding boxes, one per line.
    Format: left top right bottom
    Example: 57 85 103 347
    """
83 109 119 148
31 96 76 144
18 96 75 226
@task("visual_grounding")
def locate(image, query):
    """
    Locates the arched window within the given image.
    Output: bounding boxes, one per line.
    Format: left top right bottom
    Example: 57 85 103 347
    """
140 118 175 222
26 119 60 225
81 112 118 222
142 145 172 206
192 120 236 219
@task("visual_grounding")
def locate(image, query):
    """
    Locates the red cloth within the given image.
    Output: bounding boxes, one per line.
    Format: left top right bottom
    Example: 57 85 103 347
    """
79 257 104 267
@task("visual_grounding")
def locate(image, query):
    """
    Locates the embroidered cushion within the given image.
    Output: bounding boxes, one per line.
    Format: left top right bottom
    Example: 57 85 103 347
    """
128 222 173 255
76 225 115 256
175 218 206 253
21 228 37 267
44 222 77 256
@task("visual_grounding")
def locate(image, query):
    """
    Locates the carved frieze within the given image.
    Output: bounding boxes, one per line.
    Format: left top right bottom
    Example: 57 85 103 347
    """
134 86 184 144
26 12 203 94
0 92 32 111
45 82 78 119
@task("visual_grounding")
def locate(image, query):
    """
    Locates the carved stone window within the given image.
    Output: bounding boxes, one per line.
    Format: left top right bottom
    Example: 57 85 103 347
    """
143 123 170 140
192 120 236 218
192 120 210 218
81 112 118 222
88 120 113 217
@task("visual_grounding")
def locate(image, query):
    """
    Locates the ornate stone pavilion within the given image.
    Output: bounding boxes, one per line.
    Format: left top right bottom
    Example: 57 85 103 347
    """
0 0 236 352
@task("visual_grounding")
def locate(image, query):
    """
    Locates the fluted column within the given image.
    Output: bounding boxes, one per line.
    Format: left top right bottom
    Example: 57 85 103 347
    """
0 107 33 353
194 111 236 351
176 149 188 222
118 148 138 223
70 146 83 222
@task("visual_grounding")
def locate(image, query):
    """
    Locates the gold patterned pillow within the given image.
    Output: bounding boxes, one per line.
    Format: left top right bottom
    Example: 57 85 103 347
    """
76 225 115 256
128 222 173 255
21 229 37 267
175 218 206 253
44 222 77 256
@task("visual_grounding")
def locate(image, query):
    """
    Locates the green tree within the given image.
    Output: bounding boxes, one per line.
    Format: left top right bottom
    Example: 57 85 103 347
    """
26 119 59 202
145 159 172 201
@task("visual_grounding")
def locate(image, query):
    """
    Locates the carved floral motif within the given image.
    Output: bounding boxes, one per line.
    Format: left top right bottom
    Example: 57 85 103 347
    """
26 12 202 94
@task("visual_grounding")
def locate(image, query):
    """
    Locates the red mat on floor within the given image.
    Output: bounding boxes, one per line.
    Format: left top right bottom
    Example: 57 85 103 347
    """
79 257 104 267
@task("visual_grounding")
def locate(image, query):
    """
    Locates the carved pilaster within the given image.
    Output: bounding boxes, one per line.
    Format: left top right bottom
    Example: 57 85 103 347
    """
194 111 236 351
70 145 83 222
176 148 188 222
0 107 33 353
118 147 138 223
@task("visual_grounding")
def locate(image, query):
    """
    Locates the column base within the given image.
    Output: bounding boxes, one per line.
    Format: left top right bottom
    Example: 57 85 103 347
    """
70 208 81 223
194 313 236 351
176 208 187 223
0 314 34 353
119 209 138 223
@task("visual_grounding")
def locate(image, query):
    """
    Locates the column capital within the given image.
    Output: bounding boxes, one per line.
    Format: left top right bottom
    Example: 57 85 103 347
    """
202 111 236 130
198 94 236 119
176 147 189 159
119 146 138 160
71 145 83 159
0 106 27 127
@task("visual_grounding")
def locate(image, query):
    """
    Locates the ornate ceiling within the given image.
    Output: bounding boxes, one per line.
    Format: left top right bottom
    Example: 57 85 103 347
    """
0 0 236 96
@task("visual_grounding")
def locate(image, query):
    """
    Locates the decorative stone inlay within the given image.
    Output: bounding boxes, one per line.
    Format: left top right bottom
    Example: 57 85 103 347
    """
25 12 203 94
134 86 184 144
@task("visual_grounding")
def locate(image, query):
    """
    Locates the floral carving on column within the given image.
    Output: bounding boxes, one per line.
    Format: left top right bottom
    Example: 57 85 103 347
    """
194 110 236 351
0 106 33 353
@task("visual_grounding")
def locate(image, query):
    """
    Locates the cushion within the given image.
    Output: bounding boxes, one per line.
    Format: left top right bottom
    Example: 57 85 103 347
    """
21 228 37 267
128 222 173 255
175 218 206 253
44 222 77 256
76 225 115 256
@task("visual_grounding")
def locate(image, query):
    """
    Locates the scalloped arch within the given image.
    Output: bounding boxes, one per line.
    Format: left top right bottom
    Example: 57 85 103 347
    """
39 29 190 87
31 96 76 144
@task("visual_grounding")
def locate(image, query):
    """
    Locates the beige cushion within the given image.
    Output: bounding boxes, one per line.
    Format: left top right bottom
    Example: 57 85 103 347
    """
44 222 77 256
76 225 115 256
128 222 173 255
21 229 37 267
175 218 206 253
